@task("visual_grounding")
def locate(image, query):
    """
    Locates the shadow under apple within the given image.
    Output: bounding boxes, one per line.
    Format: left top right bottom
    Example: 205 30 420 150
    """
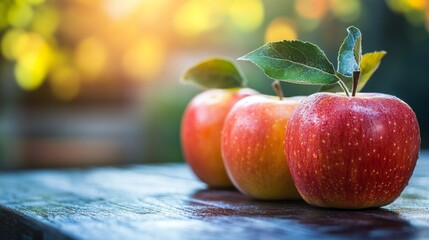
184 188 417 239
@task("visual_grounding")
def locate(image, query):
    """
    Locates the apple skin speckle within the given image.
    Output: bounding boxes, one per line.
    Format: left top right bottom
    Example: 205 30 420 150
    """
285 92 421 209
221 95 303 200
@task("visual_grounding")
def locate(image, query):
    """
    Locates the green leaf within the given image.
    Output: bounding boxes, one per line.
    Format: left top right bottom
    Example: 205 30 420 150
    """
353 36 362 64
357 51 386 92
319 51 386 93
338 26 362 77
181 58 246 89
238 40 339 85
318 73 352 92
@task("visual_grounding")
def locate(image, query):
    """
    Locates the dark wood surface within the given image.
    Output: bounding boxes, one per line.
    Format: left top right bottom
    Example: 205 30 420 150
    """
0 152 428 240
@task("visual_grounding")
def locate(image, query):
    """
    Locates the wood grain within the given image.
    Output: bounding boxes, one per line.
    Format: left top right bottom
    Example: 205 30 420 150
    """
0 153 428 240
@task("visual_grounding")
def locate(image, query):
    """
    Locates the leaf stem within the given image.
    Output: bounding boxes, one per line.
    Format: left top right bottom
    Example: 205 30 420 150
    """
337 80 350 97
352 70 360 97
272 81 284 100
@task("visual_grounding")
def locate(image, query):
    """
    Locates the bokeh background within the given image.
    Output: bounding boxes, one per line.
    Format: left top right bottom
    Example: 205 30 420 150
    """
0 0 428 168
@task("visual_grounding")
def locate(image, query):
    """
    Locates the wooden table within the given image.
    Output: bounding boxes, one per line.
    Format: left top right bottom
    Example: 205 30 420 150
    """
1 152 428 240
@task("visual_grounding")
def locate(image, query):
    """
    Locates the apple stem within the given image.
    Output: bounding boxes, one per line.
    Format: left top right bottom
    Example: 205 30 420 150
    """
337 80 350 97
272 81 284 100
352 70 360 97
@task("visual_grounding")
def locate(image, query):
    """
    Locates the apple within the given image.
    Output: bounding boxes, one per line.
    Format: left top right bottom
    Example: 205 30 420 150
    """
181 88 258 188
221 94 302 200
285 92 420 209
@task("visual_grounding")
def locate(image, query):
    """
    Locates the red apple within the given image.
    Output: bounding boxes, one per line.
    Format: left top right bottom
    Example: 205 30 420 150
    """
221 95 302 199
285 92 420 209
181 88 258 187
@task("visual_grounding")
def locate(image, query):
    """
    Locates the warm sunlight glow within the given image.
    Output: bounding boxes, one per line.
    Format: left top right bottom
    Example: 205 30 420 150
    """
122 36 166 81
1 0 428 99
229 0 264 32
105 0 141 20
265 18 298 43
74 37 108 82
139 0 169 24
295 0 329 20
174 0 223 37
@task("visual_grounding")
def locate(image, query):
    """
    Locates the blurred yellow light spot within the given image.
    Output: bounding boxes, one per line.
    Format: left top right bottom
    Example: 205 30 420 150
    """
14 34 52 91
229 0 264 32
407 0 425 9
265 18 298 43
295 0 328 20
1 29 27 60
122 36 165 81
7 2 33 28
50 66 81 101
174 0 222 37
386 0 424 12
31 6 59 37
74 37 108 82
329 0 361 22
